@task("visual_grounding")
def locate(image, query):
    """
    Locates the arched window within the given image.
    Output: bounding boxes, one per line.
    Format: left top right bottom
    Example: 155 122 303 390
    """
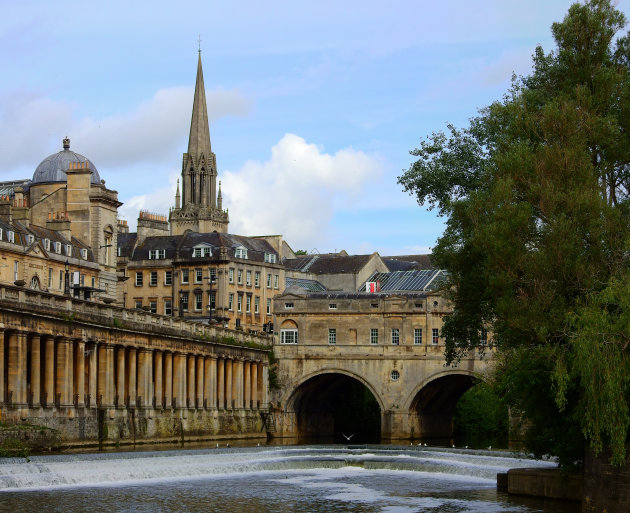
280 319 298 344
30 275 40 290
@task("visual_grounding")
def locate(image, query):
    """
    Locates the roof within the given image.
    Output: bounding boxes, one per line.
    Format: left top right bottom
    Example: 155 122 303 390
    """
32 138 101 185
364 269 447 292
282 254 374 274
383 254 434 271
0 179 31 196
299 291 427 300
117 232 138 258
285 277 327 292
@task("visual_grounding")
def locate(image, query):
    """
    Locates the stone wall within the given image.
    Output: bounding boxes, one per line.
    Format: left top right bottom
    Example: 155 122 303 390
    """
583 449 630 513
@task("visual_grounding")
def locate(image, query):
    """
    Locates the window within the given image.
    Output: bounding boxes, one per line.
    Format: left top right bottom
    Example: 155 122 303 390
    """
229 268 234 283
164 299 172 316
264 253 276 263
195 291 203 311
66 244 72 256
328 329 337 345
135 272 143 286
181 269 189 284
134 300 143 310
414 328 423 345
54 241 61 254
209 267 217 283
209 291 216 310
415 302 423 309
371 303 378 308
149 249 166 259
255 271 260 287
81 248 88 260
281 329 298 344
285 302 294 309
235 246 248 259
193 246 211 258
149 301 157 314
370 328 378 345
391 370 400 381
274 275 279 289
391 328 400 345
180 293 189 312
228 293 234 311
91 277 95 288
150 271 158 286
266 273 272 288
246 270 251 286
59 270 63 289
237 294 242 312
329 303 337 310
30 276 40 290
117 247 121 257
28 235 34 245
8 231 15 243
237 269 243 285
164 270 172 285
0 228 3 240
266 298 271 315
254 296 260 314
480 329 488 345
432 328 439 345
195 268 203 283
246 294 251 313
194 247 201 258
44 239 50 251
48 267 53 288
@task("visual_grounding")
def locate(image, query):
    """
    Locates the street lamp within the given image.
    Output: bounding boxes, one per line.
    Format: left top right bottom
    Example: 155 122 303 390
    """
64 260 70 296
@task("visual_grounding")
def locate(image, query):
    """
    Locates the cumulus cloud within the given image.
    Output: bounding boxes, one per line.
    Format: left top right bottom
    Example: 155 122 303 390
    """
221 133 383 250
0 87 252 178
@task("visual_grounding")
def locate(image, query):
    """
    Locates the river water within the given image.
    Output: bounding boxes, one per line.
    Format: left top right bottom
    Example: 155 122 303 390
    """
0 445 579 512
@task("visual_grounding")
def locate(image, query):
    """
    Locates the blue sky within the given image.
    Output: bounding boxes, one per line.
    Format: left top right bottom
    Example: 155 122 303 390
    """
2 1 628 255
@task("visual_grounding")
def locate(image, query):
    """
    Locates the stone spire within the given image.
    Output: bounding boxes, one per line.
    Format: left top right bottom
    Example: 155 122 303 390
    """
187 52 212 158
175 179 180 209
217 180 222 210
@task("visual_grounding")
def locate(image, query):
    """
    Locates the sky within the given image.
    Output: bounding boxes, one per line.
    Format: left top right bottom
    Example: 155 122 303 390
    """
2 1 629 256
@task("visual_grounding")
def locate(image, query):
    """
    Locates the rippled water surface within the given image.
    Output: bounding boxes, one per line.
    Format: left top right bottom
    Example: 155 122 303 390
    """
0 446 579 512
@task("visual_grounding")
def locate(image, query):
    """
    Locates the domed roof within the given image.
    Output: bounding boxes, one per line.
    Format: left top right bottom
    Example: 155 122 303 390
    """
32 137 101 185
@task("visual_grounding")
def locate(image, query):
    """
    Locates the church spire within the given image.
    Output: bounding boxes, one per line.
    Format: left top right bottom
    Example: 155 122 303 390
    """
187 51 212 158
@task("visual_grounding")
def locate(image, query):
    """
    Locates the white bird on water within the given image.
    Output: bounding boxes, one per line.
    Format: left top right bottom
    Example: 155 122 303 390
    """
341 433 355 441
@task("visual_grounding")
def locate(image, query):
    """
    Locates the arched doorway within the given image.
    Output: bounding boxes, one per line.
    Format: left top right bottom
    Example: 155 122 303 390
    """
286 372 382 443
409 373 475 442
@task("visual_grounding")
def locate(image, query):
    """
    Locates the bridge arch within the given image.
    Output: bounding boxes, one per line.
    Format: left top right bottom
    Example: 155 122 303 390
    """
282 369 384 442
405 369 482 440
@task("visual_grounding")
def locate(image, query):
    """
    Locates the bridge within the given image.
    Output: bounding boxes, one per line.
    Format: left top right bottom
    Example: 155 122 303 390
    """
271 290 493 441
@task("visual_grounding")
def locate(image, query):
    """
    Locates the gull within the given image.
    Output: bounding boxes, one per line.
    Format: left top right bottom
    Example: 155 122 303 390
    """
226 443 231 448
341 433 355 441
452 444 455 448
487 445 492 450
216 443 219 448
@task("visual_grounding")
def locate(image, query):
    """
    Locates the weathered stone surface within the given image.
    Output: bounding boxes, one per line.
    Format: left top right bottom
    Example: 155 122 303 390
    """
507 468 582 502
583 449 630 513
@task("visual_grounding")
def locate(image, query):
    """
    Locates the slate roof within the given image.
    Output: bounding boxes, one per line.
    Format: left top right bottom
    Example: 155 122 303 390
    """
0 179 31 196
117 232 138 258
32 139 101 185
282 254 373 274
302 291 427 300
383 254 434 270
285 277 327 292
363 269 447 292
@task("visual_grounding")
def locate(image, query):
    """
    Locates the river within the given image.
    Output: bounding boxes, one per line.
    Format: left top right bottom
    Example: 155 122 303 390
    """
0 445 579 512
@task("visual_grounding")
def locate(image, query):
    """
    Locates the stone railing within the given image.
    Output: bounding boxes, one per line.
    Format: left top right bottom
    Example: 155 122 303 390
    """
0 283 270 351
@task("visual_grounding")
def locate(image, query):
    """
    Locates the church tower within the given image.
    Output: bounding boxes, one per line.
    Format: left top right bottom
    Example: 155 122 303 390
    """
169 52 229 235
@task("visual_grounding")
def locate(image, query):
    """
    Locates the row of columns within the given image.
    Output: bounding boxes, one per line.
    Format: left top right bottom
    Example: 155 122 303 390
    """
0 330 269 411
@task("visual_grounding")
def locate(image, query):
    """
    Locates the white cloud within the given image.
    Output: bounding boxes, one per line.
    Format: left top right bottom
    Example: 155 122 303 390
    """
222 133 383 249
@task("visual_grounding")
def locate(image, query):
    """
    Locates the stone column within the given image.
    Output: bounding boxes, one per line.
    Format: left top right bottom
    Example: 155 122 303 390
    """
261 363 269 409
217 357 225 409
88 342 97 408
105 344 115 407
145 349 154 408
164 352 173 408
127 348 137 407
0 331 4 404
196 356 204 408
225 358 233 409
251 362 258 409
154 351 163 409
173 352 185 408
235 359 244 409
244 361 251 409
116 346 126 407
30 334 41 407
137 349 149 407
56 338 73 406
75 340 85 407
44 336 55 408
205 356 216 409
187 355 196 408
8 331 27 405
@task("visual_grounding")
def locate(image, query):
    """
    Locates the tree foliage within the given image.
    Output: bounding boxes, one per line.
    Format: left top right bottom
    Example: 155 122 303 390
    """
399 0 630 466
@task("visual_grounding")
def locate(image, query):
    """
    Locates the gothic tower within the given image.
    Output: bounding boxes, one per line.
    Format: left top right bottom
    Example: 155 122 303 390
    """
169 52 229 235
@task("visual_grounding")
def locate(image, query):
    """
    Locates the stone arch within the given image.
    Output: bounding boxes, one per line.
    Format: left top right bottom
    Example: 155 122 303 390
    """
29 274 41 290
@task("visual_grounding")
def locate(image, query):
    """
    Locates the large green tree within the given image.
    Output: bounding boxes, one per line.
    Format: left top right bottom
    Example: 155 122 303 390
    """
399 0 630 466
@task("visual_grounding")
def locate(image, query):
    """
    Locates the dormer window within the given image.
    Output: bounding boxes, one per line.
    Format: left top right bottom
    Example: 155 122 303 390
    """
193 246 212 258
66 244 72 256
54 242 61 254
148 249 166 259
27 235 34 245
234 246 248 259
264 252 277 263
44 238 51 251
7 231 14 243
81 248 88 260
0 228 3 240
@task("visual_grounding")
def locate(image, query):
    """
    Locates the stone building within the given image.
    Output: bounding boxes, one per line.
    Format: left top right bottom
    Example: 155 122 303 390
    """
169 52 229 235
0 138 121 300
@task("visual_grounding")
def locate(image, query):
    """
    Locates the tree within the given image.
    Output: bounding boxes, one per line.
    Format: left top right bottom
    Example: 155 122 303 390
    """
399 0 630 466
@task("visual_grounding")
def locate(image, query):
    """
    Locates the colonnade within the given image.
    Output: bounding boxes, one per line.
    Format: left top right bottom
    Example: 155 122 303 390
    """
0 329 269 412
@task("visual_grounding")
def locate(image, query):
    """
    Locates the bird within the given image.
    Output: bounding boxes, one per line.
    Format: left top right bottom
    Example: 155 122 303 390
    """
216 443 219 448
452 444 455 448
487 445 492 450
465 446 468 449
410 442 413 446
257 443 260 447
423 443 427 447
341 433 355 441
226 443 231 448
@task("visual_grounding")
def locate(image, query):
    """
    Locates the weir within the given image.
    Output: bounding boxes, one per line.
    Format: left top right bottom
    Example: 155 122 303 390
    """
0 284 271 445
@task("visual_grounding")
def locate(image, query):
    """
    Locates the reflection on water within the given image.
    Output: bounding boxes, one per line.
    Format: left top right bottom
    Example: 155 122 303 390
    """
0 445 580 513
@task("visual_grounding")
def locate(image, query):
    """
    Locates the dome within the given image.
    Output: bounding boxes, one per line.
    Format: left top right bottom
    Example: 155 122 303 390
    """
32 137 101 185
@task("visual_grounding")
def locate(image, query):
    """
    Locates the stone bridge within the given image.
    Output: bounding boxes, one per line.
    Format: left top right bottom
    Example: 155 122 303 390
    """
272 341 492 441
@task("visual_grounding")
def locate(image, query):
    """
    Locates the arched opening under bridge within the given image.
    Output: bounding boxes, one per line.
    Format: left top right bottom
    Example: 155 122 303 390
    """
287 372 381 444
